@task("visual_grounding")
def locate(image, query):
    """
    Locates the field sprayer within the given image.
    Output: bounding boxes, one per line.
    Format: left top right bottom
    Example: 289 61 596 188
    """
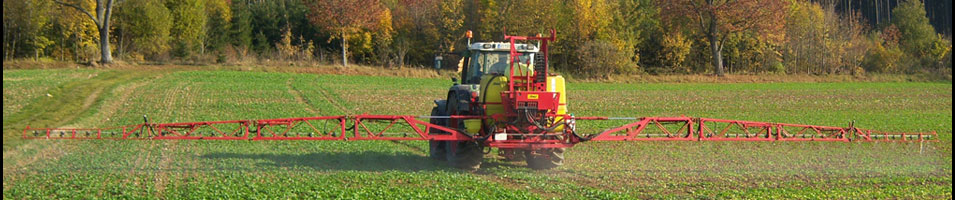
23 30 937 170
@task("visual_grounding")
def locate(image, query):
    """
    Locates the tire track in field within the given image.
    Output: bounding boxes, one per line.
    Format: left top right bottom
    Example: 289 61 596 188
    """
1 83 101 179
286 78 319 114
3 71 159 185
153 140 178 198
311 80 349 114
65 73 163 128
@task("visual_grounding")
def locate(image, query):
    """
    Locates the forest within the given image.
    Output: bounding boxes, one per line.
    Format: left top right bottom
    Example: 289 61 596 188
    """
3 0 952 78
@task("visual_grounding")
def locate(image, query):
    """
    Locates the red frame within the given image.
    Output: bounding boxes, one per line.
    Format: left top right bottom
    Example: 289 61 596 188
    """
20 30 937 147
24 115 936 143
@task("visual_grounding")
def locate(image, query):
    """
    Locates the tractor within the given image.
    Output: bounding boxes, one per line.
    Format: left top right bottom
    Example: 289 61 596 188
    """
429 30 570 170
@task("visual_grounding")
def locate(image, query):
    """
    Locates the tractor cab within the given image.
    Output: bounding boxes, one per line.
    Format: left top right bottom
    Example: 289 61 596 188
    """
460 42 538 85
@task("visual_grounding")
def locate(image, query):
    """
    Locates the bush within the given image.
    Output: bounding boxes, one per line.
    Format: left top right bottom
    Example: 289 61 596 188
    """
862 41 904 73
657 33 692 74
574 40 635 78
771 62 786 74
892 0 936 58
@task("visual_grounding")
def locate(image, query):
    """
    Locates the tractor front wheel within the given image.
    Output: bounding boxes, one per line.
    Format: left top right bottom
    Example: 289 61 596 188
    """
525 148 564 170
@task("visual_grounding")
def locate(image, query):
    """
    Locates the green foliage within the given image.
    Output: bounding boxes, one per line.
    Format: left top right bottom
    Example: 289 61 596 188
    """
892 0 937 58
246 0 314 56
253 31 270 54
723 33 780 74
167 0 207 57
203 0 231 52
47 1 99 61
558 0 639 78
610 0 658 69
927 34 952 70
3 0 55 59
228 1 253 49
114 0 173 59
771 61 786 74
783 0 827 74
224 3 252 48
863 34 905 73
275 27 315 61
782 1 870 75
388 0 466 67
470 0 502 41
2 0 951 77
650 32 692 74
574 40 634 78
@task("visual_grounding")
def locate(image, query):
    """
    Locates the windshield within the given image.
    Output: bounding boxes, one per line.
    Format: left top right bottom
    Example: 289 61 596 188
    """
467 51 533 82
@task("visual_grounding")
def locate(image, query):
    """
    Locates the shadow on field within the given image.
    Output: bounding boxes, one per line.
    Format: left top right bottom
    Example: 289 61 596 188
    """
200 151 454 172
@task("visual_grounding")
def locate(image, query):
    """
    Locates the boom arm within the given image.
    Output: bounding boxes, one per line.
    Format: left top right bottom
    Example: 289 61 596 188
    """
23 114 936 143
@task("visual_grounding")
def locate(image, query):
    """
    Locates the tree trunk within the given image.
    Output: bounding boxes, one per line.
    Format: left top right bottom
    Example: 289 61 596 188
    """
340 32 347 67
99 26 113 64
708 26 724 76
11 33 19 59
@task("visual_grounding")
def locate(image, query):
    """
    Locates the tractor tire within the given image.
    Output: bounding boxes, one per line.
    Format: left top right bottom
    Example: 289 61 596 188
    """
428 107 447 160
446 141 483 170
429 141 447 160
525 148 565 170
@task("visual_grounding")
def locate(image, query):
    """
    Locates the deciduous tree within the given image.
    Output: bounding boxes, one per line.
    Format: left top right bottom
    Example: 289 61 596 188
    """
167 0 207 58
54 0 116 63
659 0 787 76
305 0 387 67
113 0 173 59
891 0 935 52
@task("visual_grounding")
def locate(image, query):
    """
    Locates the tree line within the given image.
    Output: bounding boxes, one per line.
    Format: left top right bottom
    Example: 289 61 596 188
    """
3 0 951 77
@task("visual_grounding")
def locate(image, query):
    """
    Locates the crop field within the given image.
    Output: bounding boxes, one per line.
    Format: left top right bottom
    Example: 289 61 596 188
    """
3 68 952 199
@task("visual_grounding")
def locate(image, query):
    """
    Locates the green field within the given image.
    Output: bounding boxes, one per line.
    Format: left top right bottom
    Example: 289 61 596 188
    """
3 69 952 199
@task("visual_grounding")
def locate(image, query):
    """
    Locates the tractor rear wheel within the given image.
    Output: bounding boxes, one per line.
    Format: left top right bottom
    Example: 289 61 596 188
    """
446 141 483 170
428 107 447 160
525 148 564 170
442 93 482 170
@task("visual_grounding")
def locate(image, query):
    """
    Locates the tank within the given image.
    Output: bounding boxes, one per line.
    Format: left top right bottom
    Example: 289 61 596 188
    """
548 75 567 132
479 75 508 121
479 74 567 131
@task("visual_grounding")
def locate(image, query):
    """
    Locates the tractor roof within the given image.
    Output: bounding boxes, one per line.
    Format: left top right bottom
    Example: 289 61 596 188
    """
468 42 539 53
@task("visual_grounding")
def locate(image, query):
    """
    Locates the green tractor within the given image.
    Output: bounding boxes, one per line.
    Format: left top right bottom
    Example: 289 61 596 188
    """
430 31 568 170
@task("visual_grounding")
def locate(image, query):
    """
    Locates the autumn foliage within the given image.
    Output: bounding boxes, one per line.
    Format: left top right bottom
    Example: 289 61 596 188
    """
3 0 951 77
